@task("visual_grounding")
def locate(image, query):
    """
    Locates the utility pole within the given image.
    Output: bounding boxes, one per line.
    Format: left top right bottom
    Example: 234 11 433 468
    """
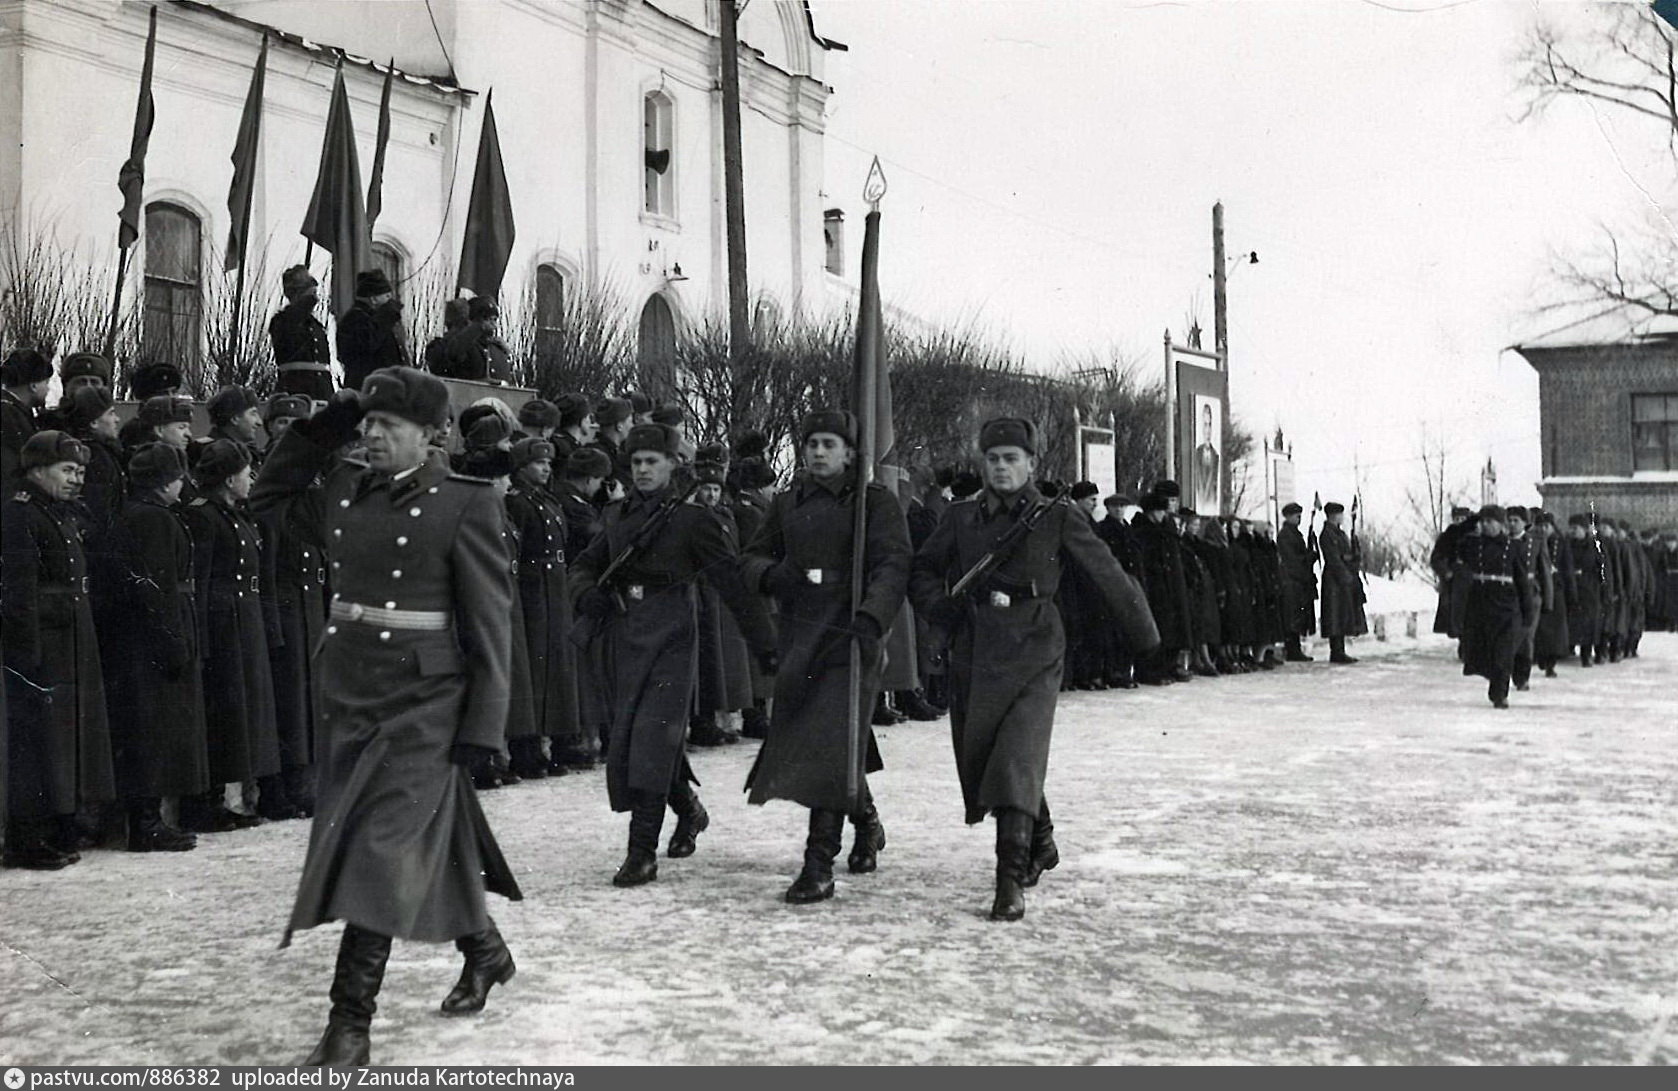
1212 200 1227 360
719 0 750 362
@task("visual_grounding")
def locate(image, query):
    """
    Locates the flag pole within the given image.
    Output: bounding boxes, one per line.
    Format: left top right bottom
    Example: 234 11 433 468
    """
104 243 132 360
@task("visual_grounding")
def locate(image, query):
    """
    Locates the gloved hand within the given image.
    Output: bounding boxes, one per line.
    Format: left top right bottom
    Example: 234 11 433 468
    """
762 562 805 596
576 586 616 619
925 595 965 629
450 743 498 768
755 648 780 676
844 611 882 643
296 387 365 448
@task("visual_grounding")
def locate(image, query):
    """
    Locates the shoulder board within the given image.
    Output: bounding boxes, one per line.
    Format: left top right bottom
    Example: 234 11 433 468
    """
445 473 495 486
11 491 28 503
189 498 208 507
865 481 890 494
341 455 372 470
949 497 978 508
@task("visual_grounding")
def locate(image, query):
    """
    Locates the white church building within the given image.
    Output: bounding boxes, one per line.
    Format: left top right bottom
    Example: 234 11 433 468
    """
1 0 851 381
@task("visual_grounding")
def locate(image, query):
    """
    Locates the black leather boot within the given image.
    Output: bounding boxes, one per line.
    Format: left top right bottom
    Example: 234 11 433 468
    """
1329 636 1358 665
1285 635 1313 662
991 809 1034 922
257 775 304 821
508 736 549 780
847 794 886 874
1022 800 1059 888
895 689 942 721
667 783 709 859
613 797 663 887
303 925 390 1067
786 809 844 904
440 918 515 1016
740 704 770 739
127 798 196 853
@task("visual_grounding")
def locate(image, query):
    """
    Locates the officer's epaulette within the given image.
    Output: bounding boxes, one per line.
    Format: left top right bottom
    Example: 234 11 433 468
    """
445 472 495 487
949 496 979 507
188 498 208 507
340 455 373 470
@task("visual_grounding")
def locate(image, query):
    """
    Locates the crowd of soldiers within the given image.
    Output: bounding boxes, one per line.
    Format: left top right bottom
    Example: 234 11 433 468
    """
1429 503 1678 709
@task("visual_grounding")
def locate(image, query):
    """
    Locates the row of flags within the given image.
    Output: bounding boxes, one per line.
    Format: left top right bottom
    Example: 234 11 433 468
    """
113 5 515 325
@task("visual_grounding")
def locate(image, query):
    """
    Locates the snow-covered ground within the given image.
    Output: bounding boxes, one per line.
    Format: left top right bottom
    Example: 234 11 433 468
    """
2 632 1674 1065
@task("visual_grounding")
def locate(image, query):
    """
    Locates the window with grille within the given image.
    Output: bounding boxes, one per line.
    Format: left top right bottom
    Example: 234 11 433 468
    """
643 92 674 218
1632 393 1678 472
371 242 404 304
143 203 202 367
535 264 565 357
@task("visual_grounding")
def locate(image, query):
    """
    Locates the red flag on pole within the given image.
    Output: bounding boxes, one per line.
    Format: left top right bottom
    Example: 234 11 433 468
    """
850 168 895 487
301 62 370 318
366 59 394 230
117 6 158 251
225 35 267 272
457 90 516 300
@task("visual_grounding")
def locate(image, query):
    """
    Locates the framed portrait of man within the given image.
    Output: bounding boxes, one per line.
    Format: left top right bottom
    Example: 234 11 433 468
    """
1191 394 1222 515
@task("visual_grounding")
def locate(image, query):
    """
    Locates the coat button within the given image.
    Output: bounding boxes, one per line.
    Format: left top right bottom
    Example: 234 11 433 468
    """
397 536 409 546
410 507 422 517
339 499 351 508
385 601 396 609
327 625 337 635
333 528 343 538
391 569 402 578
332 561 341 570
428 486 439 494
379 631 391 641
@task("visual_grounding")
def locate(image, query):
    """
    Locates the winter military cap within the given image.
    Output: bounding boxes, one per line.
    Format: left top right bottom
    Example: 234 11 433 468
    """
1451 505 1472 519
1504 505 1529 523
979 417 1037 455
1533 509 1555 526
467 296 500 321
517 398 560 430
128 442 187 491
2 348 53 385
281 265 318 300
207 384 259 425
951 471 982 499
555 392 592 429
651 403 686 427
1478 504 1506 522
463 445 516 479
465 413 514 451
61 351 113 385
1323 501 1345 516
626 422 678 457
563 447 612 479
1140 492 1169 513
732 456 775 490
361 366 450 429
1150 479 1181 499
1178 507 1199 520
129 361 183 400
800 410 858 447
510 437 555 468
695 441 730 467
626 390 654 415
1281 501 1303 516
192 438 250 486
595 397 633 427
263 394 313 425
1107 493 1138 508
20 430 88 470
355 268 394 298
138 395 193 428
1070 481 1100 501
61 386 115 430
1618 519 1633 532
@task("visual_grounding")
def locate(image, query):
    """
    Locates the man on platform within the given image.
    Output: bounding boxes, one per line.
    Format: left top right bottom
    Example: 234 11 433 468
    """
269 266 335 401
334 270 409 391
2 348 52 487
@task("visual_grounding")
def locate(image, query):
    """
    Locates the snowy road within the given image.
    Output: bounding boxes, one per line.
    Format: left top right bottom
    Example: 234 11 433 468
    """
2 634 1674 1065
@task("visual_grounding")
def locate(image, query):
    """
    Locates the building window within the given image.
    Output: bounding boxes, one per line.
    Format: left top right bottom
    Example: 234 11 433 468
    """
1632 393 1678 472
143 202 203 367
535 264 565 357
371 242 404 303
823 208 844 275
643 92 674 217
638 293 676 391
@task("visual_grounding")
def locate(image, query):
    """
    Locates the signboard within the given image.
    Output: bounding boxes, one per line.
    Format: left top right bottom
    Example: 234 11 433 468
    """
1168 343 1228 516
1078 424 1116 499
1268 448 1295 526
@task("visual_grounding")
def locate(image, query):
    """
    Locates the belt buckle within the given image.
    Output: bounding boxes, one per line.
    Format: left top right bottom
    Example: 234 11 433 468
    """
806 569 824 585
628 585 644 601
80 576 90 592
989 590 1011 608
348 603 366 621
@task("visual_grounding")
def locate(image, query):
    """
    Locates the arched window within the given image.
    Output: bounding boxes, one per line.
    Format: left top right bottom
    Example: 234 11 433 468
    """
143 202 202 366
637 293 676 390
643 91 674 218
535 264 565 358
371 241 405 303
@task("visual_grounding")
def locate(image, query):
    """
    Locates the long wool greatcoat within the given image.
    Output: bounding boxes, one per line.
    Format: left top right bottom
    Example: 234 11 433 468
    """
1247 533 1286 644
2 483 114 818
1535 532 1573 660
182 495 281 785
97 497 210 799
1131 512 1192 650
1511 532 1551 659
1318 521 1364 639
1277 522 1318 637
911 487 1158 824
1599 536 1625 640
251 426 521 945
568 485 774 812
1459 534 1534 682
506 485 582 746
258 507 327 772
1565 533 1604 649
740 471 910 812
1429 522 1469 636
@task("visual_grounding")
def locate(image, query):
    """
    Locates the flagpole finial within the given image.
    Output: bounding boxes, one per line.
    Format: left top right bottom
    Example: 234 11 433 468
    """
863 156 887 211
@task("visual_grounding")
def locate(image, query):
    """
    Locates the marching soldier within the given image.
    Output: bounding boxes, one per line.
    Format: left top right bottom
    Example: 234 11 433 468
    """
1429 507 1473 640
1531 511 1572 678
739 410 910 904
1504 507 1550 691
1457 505 1534 709
3 431 116 869
910 418 1157 921
1317 501 1360 664
568 422 775 888
251 369 522 1065
269 266 335 401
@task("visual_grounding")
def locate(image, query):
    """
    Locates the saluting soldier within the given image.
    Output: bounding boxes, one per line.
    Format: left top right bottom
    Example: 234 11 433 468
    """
910 418 1157 921
251 369 522 1065
740 410 910 904
1457 505 1535 709
1317 501 1360 664
270 266 335 402
2 432 115 869
569 422 776 889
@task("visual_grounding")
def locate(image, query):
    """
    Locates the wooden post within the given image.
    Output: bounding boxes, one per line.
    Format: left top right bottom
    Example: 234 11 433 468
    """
719 0 749 363
1163 329 1175 482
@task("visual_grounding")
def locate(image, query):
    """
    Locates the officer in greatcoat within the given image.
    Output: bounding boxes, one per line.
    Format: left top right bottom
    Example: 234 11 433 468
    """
553 446 611 767
569 422 776 889
1564 514 1604 665
1504 507 1550 691
689 444 753 748
251 367 522 1065
1317 502 1361 664
1597 521 1625 662
739 410 911 904
335 269 410 391
100 443 208 851
1276 502 1317 660
1458 505 1535 709
1095 494 1145 688
61 385 127 540
269 266 335 401
1131 486 1193 684
3 431 115 869
909 418 1158 921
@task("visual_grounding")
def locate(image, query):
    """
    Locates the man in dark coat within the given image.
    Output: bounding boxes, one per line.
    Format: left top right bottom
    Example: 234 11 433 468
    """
438 297 513 383
1131 487 1192 683
910 418 1157 922
207 385 266 468
115 362 184 453
740 410 910 904
422 298 472 378
1504 507 1550 692
99 443 207 851
269 266 335 401
1058 481 1110 689
1317 501 1361 664
1095 494 1144 688
251 368 522 1065
334 269 409 391
1618 519 1649 657
3 431 115 869
61 386 127 540
1597 521 1625 662
569 423 775 889
554 447 612 765
2 348 52 488
1532 511 1572 677
1458 505 1535 709
1429 506 1472 637
1565 515 1604 665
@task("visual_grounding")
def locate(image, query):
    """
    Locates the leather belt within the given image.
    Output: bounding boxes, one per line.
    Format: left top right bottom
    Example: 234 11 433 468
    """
210 574 260 592
277 361 331 373
329 600 452 630
40 577 90 594
1472 573 1514 584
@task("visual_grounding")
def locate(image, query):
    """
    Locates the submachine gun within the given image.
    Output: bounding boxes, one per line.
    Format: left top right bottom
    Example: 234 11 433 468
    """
570 480 702 647
926 492 1072 668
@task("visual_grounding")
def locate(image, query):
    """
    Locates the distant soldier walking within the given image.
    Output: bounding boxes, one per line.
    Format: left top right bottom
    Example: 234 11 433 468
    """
1458 505 1535 710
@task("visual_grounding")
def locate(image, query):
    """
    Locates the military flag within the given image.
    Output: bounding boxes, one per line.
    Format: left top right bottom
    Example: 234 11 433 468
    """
365 59 394 230
117 6 157 250
225 35 268 271
301 62 370 319
457 90 516 300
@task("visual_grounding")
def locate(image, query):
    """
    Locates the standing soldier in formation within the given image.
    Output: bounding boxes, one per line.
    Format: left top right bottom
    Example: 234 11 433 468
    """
1457 505 1534 710
1504 507 1550 692
269 266 335 402
1617 519 1649 657
1565 514 1604 666
553 447 612 766
569 423 775 888
101 443 207 852
1532 511 1572 678
1095 494 1145 688
251 370 522 1066
3 432 115 869
2 348 52 486
207 385 266 468
1597 521 1625 662
1429 506 1473 642
1316 501 1360 665
740 410 909 904
910 418 1157 921
60 384 126 539
1131 485 1192 684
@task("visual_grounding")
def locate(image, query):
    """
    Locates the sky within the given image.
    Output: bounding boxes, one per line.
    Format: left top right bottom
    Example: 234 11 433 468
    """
810 0 1673 525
